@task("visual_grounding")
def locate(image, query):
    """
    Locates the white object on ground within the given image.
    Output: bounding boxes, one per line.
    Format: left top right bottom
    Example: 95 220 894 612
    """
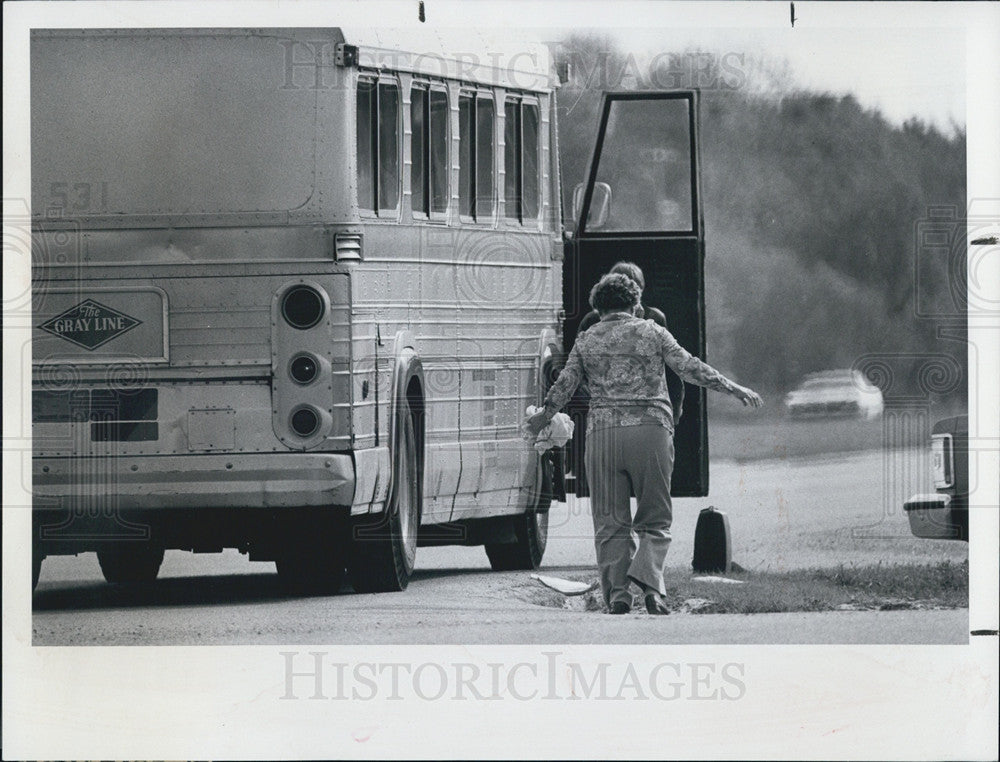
530 573 598 596
691 576 745 584
522 405 575 452
682 598 716 612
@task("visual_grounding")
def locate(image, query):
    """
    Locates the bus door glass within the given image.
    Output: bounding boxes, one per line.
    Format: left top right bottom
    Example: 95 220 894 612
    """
566 90 708 497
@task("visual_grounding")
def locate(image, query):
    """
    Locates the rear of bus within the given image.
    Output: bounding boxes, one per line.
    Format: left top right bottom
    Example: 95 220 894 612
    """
30 29 360 589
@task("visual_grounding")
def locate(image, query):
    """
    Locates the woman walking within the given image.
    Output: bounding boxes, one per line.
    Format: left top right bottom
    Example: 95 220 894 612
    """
526 274 763 615
570 261 686 497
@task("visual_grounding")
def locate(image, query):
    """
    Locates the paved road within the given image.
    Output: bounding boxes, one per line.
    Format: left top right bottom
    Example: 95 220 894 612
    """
32 448 969 645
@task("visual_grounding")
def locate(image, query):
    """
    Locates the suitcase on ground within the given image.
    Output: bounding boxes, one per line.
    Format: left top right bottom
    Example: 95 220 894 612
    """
692 506 731 574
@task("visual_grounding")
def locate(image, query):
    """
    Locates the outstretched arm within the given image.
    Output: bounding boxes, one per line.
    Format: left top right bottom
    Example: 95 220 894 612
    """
659 328 764 408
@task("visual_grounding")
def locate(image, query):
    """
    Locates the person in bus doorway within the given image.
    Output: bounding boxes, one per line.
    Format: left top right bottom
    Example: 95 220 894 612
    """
578 261 684 425
525 273 763 615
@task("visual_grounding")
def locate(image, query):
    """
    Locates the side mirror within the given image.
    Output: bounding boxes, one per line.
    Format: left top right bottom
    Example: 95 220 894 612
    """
572 182 611 230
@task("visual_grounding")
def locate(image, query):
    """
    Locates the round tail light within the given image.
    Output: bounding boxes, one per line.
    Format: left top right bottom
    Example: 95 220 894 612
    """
281 286 324 329
290 406 320 437
289 353 319 385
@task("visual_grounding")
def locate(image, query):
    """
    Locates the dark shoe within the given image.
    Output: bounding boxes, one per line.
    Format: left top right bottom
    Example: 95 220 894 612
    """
644 593 670 615
609 600 631 615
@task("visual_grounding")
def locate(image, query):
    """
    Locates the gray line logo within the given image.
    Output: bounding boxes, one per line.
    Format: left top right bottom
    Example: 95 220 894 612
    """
39 299 141 350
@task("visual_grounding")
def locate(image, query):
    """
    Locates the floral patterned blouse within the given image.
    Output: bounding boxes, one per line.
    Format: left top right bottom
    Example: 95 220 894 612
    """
543 312 738 434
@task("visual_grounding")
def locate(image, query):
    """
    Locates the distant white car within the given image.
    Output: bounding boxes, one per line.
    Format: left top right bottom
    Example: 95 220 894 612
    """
784 370 884 419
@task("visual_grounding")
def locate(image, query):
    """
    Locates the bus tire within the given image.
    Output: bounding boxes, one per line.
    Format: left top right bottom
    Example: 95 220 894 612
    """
97 544 164 585
485 507 549 571
275 512 348 595
485 455 551 571
349 386 422 593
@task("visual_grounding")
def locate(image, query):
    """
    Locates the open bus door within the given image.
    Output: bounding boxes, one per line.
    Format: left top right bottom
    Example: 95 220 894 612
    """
563 90 708 497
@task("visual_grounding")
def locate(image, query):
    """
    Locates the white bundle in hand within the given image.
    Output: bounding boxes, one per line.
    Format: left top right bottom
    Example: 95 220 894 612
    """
523 405 575 452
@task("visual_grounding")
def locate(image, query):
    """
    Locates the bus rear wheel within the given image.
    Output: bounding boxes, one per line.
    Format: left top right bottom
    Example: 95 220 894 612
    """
349 395 421 593
97 544 165 585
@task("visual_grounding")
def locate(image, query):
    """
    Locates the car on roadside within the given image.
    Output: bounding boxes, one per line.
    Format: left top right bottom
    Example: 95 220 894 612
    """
903 415 969 541
784 369 884 419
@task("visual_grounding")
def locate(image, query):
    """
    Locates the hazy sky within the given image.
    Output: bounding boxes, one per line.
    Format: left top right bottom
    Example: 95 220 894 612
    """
611 27 966 132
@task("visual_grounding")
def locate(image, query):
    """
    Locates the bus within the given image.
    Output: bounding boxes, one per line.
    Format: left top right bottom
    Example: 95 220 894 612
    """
30 27 708 594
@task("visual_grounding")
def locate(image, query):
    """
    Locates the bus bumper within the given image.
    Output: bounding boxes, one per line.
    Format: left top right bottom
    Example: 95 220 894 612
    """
32 452 356 511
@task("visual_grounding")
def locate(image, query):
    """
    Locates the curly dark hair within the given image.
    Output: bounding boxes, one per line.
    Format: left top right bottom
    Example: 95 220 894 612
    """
589 273 641 313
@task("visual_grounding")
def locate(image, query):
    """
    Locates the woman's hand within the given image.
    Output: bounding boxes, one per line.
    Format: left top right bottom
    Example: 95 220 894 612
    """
523 409 552 438
733 385 764 408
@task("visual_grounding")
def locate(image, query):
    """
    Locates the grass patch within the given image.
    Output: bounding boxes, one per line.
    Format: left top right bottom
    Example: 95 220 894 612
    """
811 559 968 599
672 559 968 614
517 560 968 615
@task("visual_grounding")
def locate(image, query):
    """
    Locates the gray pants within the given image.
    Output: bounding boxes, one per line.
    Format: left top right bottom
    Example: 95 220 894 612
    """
585 425 674 606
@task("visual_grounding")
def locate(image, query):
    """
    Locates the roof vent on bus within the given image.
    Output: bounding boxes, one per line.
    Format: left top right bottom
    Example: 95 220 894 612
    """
335 233 363 262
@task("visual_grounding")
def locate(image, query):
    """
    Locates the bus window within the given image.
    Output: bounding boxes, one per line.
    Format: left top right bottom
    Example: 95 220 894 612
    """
357 77 400 214
459 94 474 218
459 92 495 222
411 86 427 214
357 79 375 210
411 86 449 218
504 100 521 219
504 99 540 223
476 97 495 219
429 89 449 214
378 82 400 211
522 103 539 220
587 96 693 232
